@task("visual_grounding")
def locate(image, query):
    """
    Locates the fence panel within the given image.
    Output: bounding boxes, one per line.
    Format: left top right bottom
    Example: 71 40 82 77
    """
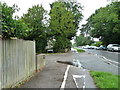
0 40 2 89
0 39 36 89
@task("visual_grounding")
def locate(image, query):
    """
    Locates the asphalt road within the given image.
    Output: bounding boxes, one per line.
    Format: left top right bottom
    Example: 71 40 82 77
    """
73 52 119 75
80 49 120 69
83 49 120 63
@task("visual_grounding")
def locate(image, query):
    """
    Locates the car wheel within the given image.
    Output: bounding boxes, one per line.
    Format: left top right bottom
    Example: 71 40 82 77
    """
111 48 114 52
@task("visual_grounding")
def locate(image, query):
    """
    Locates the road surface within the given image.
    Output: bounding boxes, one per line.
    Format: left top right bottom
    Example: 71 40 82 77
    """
73 51 119 75
20 52 119 89
84 49 119 62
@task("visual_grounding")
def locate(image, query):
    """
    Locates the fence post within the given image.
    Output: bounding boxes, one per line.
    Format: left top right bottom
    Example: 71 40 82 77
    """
0 39 2 89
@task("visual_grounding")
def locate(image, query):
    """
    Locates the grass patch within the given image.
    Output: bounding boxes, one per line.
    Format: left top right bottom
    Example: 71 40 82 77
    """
75 48 85 52
90 71 120 89
45 52 66 54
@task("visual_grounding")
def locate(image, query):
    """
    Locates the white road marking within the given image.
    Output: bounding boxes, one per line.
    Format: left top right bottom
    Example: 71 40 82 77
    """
88 51 119 64
95 54 120 68
60 65 70 88
61 59 86 89
72 59 86 89
73 75 79 88
101 56 119 64
73 75 86 88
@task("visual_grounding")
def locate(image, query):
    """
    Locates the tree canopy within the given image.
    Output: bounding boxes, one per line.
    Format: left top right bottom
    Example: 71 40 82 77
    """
21 5 48 52
0 2 28 39
75 35 93 46
49 0 83 52
81 2 120 45
1 0 83 53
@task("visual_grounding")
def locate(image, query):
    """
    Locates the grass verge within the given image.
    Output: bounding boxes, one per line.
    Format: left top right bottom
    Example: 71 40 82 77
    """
75 48 85 52
45 52 66 54
90 71 120 89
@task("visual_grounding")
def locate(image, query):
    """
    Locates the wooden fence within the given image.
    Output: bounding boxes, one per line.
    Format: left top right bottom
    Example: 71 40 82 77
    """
0 39 36 89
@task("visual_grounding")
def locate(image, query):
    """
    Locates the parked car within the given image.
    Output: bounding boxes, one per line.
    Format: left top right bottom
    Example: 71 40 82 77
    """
101 46 107 50
82 45 89 49
107 44 120 52
100 45 107 50
88 46 97 49
96 47 101 50
96 46 107 50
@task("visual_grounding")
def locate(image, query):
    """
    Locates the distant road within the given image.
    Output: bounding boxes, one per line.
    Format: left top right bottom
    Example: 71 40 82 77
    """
84 49 119 63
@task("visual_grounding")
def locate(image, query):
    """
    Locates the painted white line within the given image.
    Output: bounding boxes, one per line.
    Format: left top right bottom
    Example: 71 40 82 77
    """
73 75 79 88
101 56 119 64
95 54 120 68
83 79 85 89
94 53 119 64
60 65 70 88
73 75 86 88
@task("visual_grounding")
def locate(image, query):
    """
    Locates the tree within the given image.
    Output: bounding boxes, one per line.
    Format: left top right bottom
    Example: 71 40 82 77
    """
91 41 103 47
49 1 83 52
83 2 120 45
0 2 29 39
63 0 83 29
22 5 48 52
13 19 30 39
75 35 93 46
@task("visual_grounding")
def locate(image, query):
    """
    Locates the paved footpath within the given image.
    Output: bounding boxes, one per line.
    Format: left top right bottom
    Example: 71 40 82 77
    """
20 52 97 89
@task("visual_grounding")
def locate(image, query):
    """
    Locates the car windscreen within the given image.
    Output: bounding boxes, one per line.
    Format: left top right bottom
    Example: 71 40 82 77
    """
113 45 119 47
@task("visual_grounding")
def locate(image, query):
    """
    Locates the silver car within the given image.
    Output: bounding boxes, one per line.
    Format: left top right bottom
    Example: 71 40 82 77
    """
107 44 120 52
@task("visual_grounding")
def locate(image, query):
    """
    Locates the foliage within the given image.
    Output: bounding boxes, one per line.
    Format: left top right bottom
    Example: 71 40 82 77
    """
91 41 103 47
22 5 48 52
80 24 90 37
75 35 93 46
49 1 83 52
0 2 28 39
75 48 85 52
13 20 30 39
82 2 120 45
1 1 83 53
90 71 120 88
63 0 83 30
